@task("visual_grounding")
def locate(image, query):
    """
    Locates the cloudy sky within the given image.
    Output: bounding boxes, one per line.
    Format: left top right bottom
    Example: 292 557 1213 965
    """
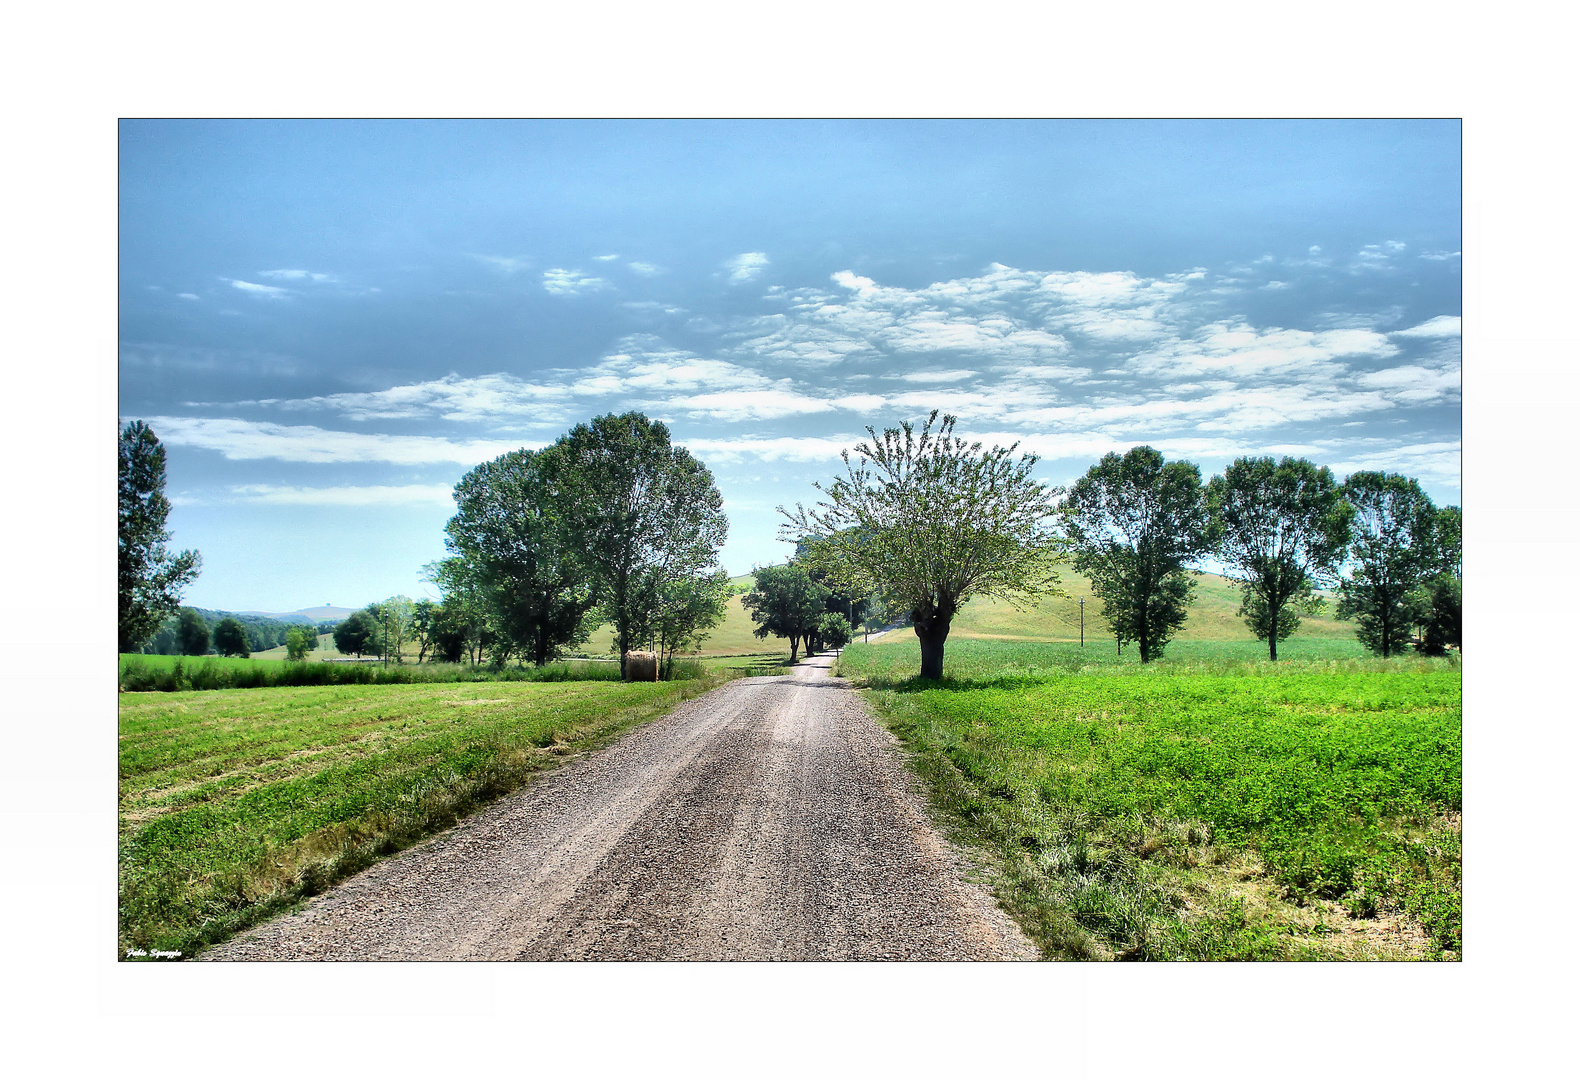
119 119 1460 613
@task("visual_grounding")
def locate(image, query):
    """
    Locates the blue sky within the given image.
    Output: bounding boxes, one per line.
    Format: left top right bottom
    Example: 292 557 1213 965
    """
119 119 1461 612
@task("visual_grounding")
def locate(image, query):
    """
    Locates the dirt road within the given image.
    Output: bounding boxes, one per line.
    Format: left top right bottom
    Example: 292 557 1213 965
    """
202 653 1035 961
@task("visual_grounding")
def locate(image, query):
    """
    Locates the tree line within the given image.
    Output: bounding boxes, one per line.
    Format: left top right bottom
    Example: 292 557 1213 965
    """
137 607 328 658
782 412 1462 677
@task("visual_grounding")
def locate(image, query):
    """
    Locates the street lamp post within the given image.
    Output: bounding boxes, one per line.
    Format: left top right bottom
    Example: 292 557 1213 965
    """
1078 597 1085 647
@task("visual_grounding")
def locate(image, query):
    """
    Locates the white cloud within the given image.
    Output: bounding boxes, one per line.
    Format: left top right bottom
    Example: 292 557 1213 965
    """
267 373 573 423
724 252 770 284
1418 250 1461 261
627 261 663 276
684 435 858 462
542 268 612 296
592 254 620 261
892 369 978 384
142 416 527 464
227 279 290 298
475 255 532 273
1392 315 1461 338
681 388 838 420
177 293 199 300
259 269 337 283
230 484 457 507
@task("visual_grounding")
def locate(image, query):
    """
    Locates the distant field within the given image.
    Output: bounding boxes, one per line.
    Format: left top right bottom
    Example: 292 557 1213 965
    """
837 638 1461 961
118 674 732 959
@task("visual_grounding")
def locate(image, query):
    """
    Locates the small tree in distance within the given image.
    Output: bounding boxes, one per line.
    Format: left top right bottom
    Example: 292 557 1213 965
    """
1059 446 1215 663
782 411 1064 680
212 617 250 658
743 563 830 663
285 626 317 662
176 607 210 656
333 611 375 658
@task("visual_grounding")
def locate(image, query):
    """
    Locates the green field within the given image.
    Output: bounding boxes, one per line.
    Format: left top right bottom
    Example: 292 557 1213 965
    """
118 673 731 958
837 638 1461 961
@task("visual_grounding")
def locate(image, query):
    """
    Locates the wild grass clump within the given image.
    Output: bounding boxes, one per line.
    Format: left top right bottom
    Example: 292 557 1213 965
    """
118 655 628 692
118 672 730 959
841 637 1461 961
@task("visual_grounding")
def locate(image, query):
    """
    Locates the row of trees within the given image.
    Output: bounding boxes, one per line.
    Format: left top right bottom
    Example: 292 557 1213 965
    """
1062 447 1461 662
425 413 732 677
740 563 860 661
138 607 325 657
783 413 1461 677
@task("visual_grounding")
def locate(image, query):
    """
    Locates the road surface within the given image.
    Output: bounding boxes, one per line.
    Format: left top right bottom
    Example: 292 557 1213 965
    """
202 653 1035 961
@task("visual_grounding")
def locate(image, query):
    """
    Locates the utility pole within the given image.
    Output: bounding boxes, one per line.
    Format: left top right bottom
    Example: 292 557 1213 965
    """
1078 597 1085 647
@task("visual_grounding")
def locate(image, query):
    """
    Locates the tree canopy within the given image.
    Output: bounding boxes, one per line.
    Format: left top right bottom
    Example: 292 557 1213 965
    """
333 611 376 658
782 411 1063 679
119 421 201 652
1059 446 1214 663
1208 456 1351 660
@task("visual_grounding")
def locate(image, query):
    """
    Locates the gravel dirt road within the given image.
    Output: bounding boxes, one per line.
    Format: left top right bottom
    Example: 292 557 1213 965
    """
202 653 1035 961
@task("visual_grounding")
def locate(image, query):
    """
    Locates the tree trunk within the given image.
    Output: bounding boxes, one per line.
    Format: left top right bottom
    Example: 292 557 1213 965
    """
1269 599 1279 662
914 603 954 680
789 634 800 663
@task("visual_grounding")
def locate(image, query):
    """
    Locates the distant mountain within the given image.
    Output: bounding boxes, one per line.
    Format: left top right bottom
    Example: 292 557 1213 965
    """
238 606 355 622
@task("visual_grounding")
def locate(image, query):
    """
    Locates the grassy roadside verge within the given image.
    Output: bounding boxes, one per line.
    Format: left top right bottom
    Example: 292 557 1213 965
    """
838 639 1461 961
119 672 733 959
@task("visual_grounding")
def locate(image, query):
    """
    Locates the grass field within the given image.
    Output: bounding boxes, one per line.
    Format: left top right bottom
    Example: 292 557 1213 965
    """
837 638 1461 961
118 673 733 959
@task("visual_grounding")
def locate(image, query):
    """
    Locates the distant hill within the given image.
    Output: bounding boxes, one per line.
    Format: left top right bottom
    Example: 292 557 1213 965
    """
238 606 356 622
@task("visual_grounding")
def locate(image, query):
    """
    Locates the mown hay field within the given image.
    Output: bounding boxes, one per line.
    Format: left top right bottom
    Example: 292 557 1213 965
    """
118 674 730 959
837 638 1461 961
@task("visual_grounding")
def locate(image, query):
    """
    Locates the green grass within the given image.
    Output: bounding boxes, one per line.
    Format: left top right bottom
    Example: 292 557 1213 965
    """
118 673 732 959
837 638 1461 961
116 653 663 692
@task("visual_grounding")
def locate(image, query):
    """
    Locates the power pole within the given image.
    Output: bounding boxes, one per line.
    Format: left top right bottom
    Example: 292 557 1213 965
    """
1078 597 1085 647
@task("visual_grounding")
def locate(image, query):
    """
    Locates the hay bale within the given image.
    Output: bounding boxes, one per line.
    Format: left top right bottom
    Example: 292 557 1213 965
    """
624 650 658 682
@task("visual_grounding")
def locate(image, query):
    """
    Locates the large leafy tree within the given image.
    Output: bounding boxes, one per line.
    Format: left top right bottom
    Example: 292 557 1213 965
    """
1209 456 1352 660
555 413 729 677
444 448 598 666
1060 447 1215 663
212 617 250 658
1335 471 1442 657
742 563 831 663
782 411 1063 679
119 421 201 652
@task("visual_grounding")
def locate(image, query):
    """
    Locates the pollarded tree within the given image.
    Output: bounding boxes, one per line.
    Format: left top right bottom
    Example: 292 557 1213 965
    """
743 563 831 663
782 411 1064 680
444 447 599 666
1335 471 1441 657
554 413 729 677
1208 456 1352 661
212 617 250 658
1059 446 1215 663
119 421 201 652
